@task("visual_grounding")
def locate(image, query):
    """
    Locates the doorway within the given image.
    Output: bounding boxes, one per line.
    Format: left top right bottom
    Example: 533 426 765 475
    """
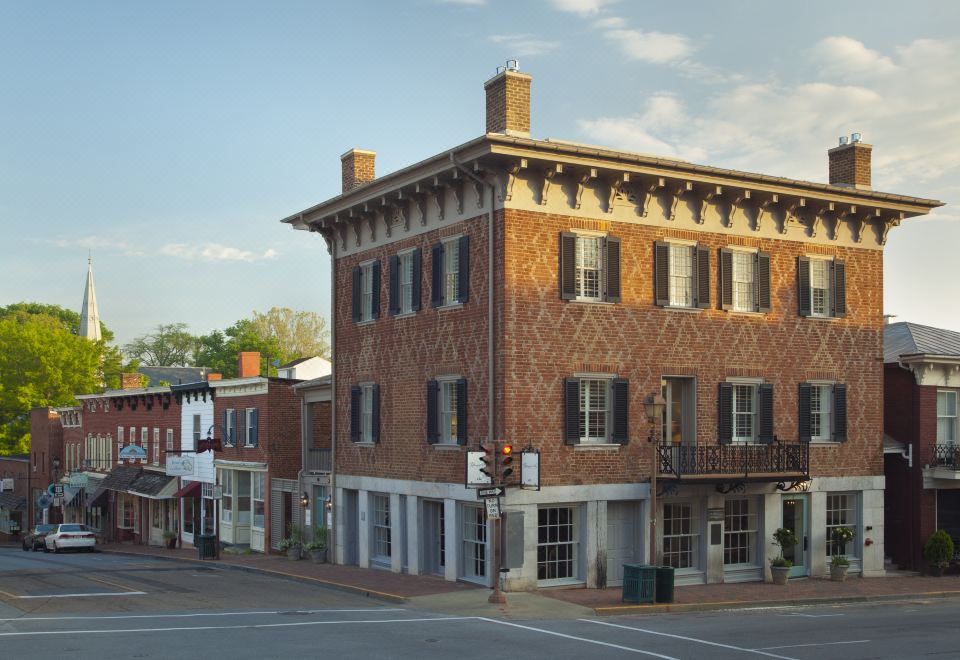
343 490 359 565
781 495 809 578
422 500 445 576
606 501 640 586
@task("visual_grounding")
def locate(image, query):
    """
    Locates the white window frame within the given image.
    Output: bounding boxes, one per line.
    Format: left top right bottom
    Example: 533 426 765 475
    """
537 505 580 585
360 261 375 321
192 414 201 450
732 383 758 443
810 382 834 441
371 493 391 564
668 243 694 308
826 492 858 559
461 503 487 583
937 391 958 444
662 500 700 570
399 249 415 314
225 409 236 446
723 498 760 567
243 408 256 447
140 426 147 447
437 377 460 445
441 236 462 306
579 378 611 444
252 472 265 530
731 248 756 312
574 233 604 302
220 470 233 524
152 428 160 464
165 429 174 451
809 257 832 318
360 385 374 443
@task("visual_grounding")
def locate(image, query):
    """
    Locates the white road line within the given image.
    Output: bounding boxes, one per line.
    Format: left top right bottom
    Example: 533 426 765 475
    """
754 640 869 651
779 613 845 618
17 592 147 599
0 616 473 637
478 618 679 659
0 608 405 623
579 619 798 660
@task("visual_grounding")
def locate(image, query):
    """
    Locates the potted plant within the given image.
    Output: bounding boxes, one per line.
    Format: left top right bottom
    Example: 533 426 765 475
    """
830 554 851 581
162 530 177 550
279 524 304 561
305 527 328 563
770 527 797 585
829 526 854 581
924 529 955 576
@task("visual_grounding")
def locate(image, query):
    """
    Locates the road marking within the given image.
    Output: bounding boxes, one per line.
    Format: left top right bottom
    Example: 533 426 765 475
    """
754 640 869 651
478 618 679 659
85 574 140 593
17 592 147 599
0 615 472 637
579 619 798 660
0 588 19 599
779 613 845 618
0 608 405 623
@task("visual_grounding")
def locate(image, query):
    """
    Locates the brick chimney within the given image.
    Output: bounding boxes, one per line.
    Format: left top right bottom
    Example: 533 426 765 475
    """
206 373 222 382
341 149 376 193
238 352 261 378
484 61 531 137
828 134 872 189
120 373 142 390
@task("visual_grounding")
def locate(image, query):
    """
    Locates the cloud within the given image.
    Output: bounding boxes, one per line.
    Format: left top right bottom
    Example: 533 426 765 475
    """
549 0 618 15
49 235 146 257
489 33 560 57
435 0 486 5
813 36 899 78
159 243 279 263
592 16 625 29
603 28 694 63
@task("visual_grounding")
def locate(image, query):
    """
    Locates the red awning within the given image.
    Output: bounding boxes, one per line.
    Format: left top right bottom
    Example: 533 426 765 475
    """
172 480 203 499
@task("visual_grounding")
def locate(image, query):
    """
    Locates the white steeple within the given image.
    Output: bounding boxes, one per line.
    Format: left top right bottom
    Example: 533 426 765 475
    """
79 254 102 341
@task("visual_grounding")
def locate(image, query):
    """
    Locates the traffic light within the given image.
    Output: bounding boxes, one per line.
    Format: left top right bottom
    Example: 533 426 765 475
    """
500 444 514 479
479 444 496 480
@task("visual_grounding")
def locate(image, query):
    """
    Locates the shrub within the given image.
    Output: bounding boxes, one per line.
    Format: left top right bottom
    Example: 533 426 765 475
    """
924 530 955 567
770 527 797 568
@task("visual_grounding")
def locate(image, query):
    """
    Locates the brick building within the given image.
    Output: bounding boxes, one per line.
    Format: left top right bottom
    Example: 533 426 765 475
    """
0 454 29 540
283 64 941 588
883 322 960 570
295 375 333 547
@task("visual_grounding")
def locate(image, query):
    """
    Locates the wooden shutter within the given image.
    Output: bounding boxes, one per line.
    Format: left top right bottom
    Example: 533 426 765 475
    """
388 255 400 315
757 384 774 444
720 248 733 310
350 386 361 443
412 248 422 311
352 266 362 322
270 484 282 550
695 245 711 308
238 409 247 448
798 383 812 442
426 380 439 444
457 235 470 303
371 261 381 319
606 236 621 303
757 251 772 313
654 241 670 307
456 379 468 446
832 260 847 317
564 378 580 444
560 232 577 300
798 256 811 316
249 408 259 447
718 382 733 444
371 384 380 443
832 384 848 442
431 243 444 307
222 410 229 446
611 378 629 444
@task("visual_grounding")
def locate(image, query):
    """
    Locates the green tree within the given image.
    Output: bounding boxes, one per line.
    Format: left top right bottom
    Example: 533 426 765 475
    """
0 302 114 341
123 323 197 366
250 307 330 363
195 320 282 378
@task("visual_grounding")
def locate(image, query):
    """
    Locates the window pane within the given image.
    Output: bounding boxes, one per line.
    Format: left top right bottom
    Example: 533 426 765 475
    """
579 379 608 442
733 385 755 440
669 245 693 307
810 259 830 316
732 252 754 311
446 243 460 303
575 237 602 300
537 506 577 581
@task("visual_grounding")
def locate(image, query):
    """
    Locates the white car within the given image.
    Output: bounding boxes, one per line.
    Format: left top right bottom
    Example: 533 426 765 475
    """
44 524 97 553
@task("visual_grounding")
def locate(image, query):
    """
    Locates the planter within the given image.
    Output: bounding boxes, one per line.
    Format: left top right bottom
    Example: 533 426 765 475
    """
771 566 791 585
165 537 177 550
309 548 327 563
286 546 301 561
830 564 849 582
930 563 945 577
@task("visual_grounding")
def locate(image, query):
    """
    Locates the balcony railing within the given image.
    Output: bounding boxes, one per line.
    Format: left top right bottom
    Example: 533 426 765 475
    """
658 439 809 483
933 444 960 469
305 448 331 473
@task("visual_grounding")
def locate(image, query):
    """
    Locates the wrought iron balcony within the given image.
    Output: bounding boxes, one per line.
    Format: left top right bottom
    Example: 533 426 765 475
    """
932 444 960 469
658 438 809 485
305 448 331 473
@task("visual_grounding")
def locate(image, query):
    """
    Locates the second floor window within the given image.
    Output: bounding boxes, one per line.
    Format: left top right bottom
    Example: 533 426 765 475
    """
938 391 958 444
243 409 259 447
350 383 380 443
669 245 694 307
560 232 621 303
799 256 846 318
431 236 470 307
720 248 771 313
655 241 709 309
719 382 773 444
799 382 847 442
193 414 201 450
426 378 467 445
352 260 381 323
224 409 236 446
733 385 756 442
564 377 629 445
389 249 421 315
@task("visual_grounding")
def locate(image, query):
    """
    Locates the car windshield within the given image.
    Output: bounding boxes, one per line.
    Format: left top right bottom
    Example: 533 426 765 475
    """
36 524 56 533
58 524 83 532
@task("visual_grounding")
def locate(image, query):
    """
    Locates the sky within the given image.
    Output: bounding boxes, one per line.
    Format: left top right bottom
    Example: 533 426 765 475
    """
2 0 958 347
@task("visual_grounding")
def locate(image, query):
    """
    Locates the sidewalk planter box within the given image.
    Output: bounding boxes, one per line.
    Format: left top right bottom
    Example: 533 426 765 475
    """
830 564 849 582
197 534 217 560
771 566 791 585
622 564 656 604
654 566 675 603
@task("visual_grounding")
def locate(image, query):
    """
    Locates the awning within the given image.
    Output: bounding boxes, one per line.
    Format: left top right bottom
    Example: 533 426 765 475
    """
64 487 84 507
86 487 109 508
173 480 203 499
0 492 26 511
127 472 178 500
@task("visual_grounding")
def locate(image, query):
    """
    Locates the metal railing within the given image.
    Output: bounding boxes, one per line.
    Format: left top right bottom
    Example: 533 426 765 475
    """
305 448 331 473
658 439 809 480
933 444 960 469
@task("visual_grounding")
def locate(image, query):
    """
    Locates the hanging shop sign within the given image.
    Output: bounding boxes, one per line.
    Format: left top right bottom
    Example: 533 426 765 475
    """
118 444 148 461
166 456 195 477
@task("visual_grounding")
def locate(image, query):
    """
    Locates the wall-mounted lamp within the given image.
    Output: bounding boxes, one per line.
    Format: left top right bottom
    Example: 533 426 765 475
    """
300 492 309 508
324 496 332 511
644 394 666 443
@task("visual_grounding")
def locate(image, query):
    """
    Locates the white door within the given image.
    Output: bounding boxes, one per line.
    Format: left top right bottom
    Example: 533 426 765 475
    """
606 501 639 586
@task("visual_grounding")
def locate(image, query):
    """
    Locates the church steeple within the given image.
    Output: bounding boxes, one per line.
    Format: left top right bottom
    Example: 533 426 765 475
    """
79 254 102 341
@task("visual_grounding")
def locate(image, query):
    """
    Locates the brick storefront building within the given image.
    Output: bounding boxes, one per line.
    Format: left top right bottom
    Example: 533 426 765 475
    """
284 65 941 588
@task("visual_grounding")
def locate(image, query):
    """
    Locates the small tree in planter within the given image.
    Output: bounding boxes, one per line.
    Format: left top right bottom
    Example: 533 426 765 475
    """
305 527 328 563
924 530 955 576
162 530 177 550
829 526 855 582
770 527 797 585
280 524 305 561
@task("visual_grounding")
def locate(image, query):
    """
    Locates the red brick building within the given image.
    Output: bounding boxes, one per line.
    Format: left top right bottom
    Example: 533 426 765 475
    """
283 65 941 588
0 454 29 540
884 322 960 570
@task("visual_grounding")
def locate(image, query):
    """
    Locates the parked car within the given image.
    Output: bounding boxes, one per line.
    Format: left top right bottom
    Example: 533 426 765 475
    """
21 524 56 551
43 524 97 553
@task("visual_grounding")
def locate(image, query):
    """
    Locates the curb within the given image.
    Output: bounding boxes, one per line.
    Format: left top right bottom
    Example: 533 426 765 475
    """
98 548 409 604
594 590 960 616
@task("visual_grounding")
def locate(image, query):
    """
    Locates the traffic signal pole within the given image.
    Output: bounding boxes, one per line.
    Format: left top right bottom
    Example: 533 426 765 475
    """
487 442 510 605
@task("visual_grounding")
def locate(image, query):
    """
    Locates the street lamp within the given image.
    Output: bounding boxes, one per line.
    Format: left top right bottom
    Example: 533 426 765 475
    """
644 393 666 565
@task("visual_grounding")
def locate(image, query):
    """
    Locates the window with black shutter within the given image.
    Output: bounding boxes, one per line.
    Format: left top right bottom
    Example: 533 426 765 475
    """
352 266 362 322
832 260 847 317
757 384 774 444
798 383 812 442
720 248 770 313
431 243 444 307
431 236 470 307
832 384 847 442
564 378 580 444
388 255 400 315
426 380 439 444
611 378 630 444
695 245 711 309
350 386 361 443
801 256 846 319
558 232 621 303
654 241 670 306
797 256 811 316
718 382 733 444
655 241 706 309
757 251 772 312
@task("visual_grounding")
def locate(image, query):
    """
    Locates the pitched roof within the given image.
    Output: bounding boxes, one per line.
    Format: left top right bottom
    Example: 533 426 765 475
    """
101 465 142 492
279 357 315 369
884 322 960 363
0 492 26 511
138 366 211 386
128 471 176 497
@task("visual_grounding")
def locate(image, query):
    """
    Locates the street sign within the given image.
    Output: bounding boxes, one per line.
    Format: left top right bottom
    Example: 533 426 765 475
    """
119 444 148 461
53 484 64 497
477 487 504 498
465 450 494 488
521 450 540 490
38 492 52 509
68 473 88 489
485 497 501 520
166 455 195 477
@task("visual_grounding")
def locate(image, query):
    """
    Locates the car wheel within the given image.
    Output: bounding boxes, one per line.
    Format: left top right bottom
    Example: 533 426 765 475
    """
43 544 50 553
53 542 60 554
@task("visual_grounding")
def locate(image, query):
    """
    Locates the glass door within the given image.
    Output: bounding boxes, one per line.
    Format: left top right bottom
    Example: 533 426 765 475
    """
781 495 808 578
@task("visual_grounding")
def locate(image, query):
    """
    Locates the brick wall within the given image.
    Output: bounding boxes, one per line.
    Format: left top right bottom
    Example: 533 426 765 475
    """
28 408 64 486
310 401 332 449
78 394 181 471
829 143 872 188
341 149 376 193
484 71 531 135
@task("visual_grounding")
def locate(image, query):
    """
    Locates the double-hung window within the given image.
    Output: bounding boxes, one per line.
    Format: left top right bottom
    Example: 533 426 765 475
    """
165 429 174 452
242 409 258 447
224 409 236 446
580 379 609 442
426 378 467 445
192 415 201 451
537 506 578 583
654 241 709 309
350 383 380 443
720 248 771 313
938 391 958 444
668 244 694 307
564 376 629 445
826 493 858 558
559 232 621 303
798 256 846 318
252 473 265 529
371 493 391 564
431 236 469 307
799 382 847 442
733 385 756 442
389 249 421 315
351 260 381 323
662 501 699 569
724 498 759 566
153 428 160 464
719 381 774 444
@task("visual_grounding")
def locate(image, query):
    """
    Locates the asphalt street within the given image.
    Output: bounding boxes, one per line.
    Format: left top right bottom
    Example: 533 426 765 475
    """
2 548 960 659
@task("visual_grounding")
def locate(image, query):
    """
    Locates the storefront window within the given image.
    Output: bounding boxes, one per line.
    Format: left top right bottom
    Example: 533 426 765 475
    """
537 506 578 582
252 473 265 529
221 471 233 524
237 472 251 524
662 502 699 569
183 497 194 535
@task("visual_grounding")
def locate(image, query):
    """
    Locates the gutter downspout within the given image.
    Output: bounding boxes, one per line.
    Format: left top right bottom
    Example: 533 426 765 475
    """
329 233 338 563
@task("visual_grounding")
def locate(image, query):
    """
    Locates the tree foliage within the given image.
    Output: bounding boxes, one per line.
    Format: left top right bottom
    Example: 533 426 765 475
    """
250 307 330 363
195 320 282 378
123 323 197 367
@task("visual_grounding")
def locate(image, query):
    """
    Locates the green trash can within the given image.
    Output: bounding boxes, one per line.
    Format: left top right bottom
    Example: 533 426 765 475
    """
622 564 656 604
655 565 675 603
197 534 217 560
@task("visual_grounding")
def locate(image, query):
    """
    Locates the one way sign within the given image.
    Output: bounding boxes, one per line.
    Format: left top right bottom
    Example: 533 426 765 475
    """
477 487 504 498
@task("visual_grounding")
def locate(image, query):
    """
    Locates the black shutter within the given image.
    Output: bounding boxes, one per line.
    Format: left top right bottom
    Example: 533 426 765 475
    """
456 379 468 446
757 251 772 313
560 232 577 300
352 266 362 322
718 382 733 444
798 256 811 317
654 241 670 307
426 380 439 444
412 248 422 311
431 242 444 307
564 378 580 444
696 245 711 309
371 384 380 443
223 410 229 446
249 408 259 447
388 254 400 315
238 409 246 448
833 383 848 442
611 378 629 444
606 236 621 303
371 261 381 319
832 260 847 317
757 384 774 444
720 248 733 310
457 235 470 303
350 386 361 443
798 383 812 442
